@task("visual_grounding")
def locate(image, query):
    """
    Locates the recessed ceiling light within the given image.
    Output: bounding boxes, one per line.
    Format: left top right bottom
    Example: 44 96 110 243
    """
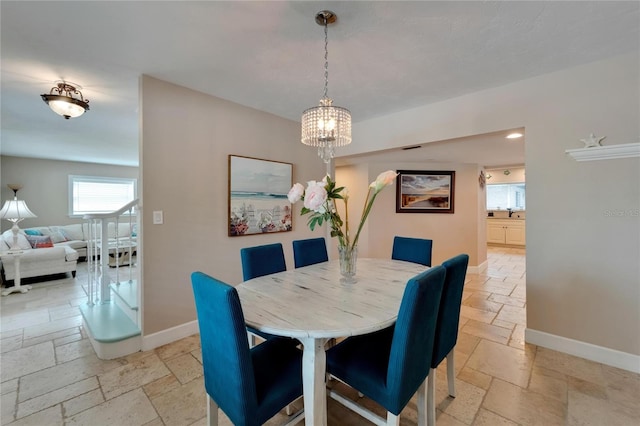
506 132 523 139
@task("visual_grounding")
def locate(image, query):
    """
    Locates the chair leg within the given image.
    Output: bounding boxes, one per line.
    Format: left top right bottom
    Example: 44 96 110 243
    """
283 407 305 426
207 394 218 426
446 349 456 397
417 378 427 426
284 395 302 416
386 412 400 425
427 368 436 426
247 331 256 348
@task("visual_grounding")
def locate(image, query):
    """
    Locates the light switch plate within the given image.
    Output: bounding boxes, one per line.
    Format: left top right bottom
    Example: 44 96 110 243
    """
153 211 163 224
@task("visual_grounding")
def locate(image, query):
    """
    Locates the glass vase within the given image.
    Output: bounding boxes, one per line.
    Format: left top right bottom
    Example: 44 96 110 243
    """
338 245 358 281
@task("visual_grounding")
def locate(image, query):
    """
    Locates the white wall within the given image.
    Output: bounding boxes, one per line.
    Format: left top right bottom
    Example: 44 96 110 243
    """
140 76 326 335
336 53 639 368
486 166 525 184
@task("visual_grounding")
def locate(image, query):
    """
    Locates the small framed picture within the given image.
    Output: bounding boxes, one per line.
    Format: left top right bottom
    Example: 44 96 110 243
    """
396 170 455 213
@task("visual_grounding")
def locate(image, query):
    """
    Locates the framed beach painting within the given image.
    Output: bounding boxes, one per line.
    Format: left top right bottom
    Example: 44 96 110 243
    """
396 170 455 213
228 155 293 236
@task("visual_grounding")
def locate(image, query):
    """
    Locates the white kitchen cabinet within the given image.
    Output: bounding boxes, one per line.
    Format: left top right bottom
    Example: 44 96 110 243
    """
487 219 526 246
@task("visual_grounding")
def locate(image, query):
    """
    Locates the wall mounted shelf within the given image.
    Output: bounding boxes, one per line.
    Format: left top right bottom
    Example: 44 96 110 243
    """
566 143 640 162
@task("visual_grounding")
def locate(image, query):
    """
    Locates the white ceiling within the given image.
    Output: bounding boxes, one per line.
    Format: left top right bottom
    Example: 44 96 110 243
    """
1 1 638 168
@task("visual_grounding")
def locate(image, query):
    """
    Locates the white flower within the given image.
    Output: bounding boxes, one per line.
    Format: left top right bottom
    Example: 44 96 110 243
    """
287 183 305 203
287 172 397 250
303 182 328 212
369 170 398 194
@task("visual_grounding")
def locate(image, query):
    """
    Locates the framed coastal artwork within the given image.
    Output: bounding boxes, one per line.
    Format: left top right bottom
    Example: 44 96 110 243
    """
396 170 455 213
228 155 293 236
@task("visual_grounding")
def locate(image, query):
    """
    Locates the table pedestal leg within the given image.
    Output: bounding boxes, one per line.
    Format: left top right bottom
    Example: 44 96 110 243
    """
1 255 31 296
299 336 328 426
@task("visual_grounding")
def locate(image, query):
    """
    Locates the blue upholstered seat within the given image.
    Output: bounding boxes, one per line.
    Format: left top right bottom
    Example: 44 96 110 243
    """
391 236 433 267
191 272 304 426
240 243 287 342
427 254 469 425
326 265 446 425
292 237 328 268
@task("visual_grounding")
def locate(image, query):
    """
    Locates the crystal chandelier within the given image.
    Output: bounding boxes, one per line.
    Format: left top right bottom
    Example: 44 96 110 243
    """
41 82 90 119
301 10 352 163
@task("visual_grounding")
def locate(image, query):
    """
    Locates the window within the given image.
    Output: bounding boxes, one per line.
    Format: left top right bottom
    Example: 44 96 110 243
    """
486 183 525 210
69 175 137 216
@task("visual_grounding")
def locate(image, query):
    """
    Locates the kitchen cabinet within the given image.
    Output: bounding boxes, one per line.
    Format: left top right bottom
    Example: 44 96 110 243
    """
487 219 526 246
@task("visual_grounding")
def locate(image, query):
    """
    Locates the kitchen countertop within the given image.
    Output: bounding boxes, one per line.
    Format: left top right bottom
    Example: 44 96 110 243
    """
487 217 525 220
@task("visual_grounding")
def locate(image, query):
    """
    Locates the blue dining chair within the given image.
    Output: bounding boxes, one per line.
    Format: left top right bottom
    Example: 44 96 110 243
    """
427 254 469 425
191 272 304 426
240 243 288 343
326 265 446 425
391 236 433 267
240 242 287 281
292 237 328 268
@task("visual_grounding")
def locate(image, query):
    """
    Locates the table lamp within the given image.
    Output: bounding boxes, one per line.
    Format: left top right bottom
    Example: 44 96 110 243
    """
0 184 37 251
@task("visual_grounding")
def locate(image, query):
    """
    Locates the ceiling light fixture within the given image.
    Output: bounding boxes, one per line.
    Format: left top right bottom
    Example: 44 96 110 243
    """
301 10 351 163
41 82 90 119
506 132 523 139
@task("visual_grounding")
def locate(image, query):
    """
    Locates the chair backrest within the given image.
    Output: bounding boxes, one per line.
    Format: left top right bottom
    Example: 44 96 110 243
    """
386 265 446 414
240 242 286 281
432 254 469 367
292 237 329 268
191 272 258 425
391 236 433 267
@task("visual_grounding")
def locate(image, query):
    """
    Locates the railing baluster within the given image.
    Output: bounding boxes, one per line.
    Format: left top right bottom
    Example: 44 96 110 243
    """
83 199 140 308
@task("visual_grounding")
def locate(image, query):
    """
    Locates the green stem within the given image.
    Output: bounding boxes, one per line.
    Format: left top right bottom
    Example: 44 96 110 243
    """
351 188 376 249
327 200 346 247
343 196 350 247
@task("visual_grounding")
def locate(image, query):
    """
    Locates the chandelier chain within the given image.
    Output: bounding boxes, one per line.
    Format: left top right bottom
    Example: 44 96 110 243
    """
323 20 329 99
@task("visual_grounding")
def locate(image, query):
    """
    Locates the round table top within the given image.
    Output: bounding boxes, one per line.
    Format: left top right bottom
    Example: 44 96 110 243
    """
236 258 429 339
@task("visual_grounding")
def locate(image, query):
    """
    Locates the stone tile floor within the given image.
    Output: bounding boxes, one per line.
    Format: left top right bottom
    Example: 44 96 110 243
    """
1 247 638 425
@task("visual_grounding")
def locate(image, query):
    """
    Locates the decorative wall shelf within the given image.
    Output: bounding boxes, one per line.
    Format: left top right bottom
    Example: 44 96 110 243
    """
566 143 640 162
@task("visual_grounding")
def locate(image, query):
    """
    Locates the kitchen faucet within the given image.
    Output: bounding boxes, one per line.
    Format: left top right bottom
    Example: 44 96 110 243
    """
507 208 514 218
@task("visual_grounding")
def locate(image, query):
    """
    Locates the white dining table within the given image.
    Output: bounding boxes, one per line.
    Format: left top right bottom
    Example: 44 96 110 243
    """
235 258 429 426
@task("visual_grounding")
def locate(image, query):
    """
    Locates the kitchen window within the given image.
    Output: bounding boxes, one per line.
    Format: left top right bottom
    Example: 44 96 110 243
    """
486 183 526 210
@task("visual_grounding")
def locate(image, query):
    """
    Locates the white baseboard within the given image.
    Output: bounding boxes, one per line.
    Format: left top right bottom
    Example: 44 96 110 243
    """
141 320 199 351
468 260 488 274
525 328 640 374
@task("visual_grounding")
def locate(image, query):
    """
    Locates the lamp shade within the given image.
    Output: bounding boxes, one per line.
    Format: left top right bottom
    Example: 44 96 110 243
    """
0 199 37 223
301 97 352 163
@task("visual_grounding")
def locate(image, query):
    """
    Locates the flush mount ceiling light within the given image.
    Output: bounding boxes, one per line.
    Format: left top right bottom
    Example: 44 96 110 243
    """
506 132 523 139
301 10 352 163
41 82 90 119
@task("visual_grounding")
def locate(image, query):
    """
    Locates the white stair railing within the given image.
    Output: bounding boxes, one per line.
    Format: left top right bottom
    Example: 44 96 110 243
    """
83 199 139 306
